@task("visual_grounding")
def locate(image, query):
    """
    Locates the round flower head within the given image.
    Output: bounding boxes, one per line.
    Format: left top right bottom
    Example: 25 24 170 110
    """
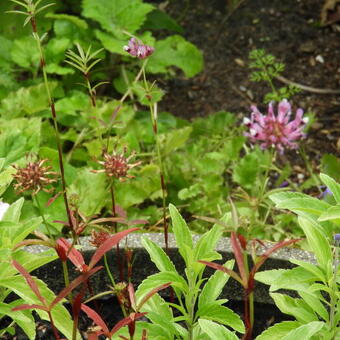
13 159 58 195
123 37 154 59
243 99 308 154
92 148 141 181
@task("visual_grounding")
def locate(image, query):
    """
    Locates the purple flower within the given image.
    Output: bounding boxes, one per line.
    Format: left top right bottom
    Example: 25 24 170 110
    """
319 186 333 199
123 38 154 59
334 234 340 242
243 99 308 153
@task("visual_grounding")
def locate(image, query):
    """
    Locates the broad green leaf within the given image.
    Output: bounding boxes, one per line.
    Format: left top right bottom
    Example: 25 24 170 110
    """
270 293 318 323
131 80 164 106
198 260 234 309
3 198 24 223
256 321 302 340
11 36 39 70
197 303 244 333
298 291 328 322
147 35 204 77
298 217 332 270
69 169 107 216
318 205 340 224
198 319 239 340
82 0 154 36
275 197 330 217
143 9 183 32
46 13 88 30
161 126 192 156
321 154 340 182
141 237 177 273
233 152 259 190
136 271 188 300
320 173 340 203
192 224 222 274
282 321 325 340
169 204 193 266
0 164 15 196
270 192 307 205
0 302 35 339
289 260 325 283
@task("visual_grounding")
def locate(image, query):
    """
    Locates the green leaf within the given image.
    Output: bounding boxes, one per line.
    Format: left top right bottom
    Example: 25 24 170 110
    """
161 126 192 156
192 224 222 274
69 169 107 216
270 293 318 323
298 291 329 322
136 271 189 300
289 260 325 283
270 192 307 205
197 303 244 333
0 302 35 339
147 35 204 77
82 0 154 35
318 205 340 223
141 237 177 273
169 204 193 266
298 217 332 270
321 154 340 182
198 319 239 340
281 321 325 340
11 36 39 70
143 9 183 33
198 260 234 309
0 275 81 340
256 321 302 340
233 152 259 190
131 80 164 106
320 173 340 203
46 13 88 30
0 163 15 196
3 198 24 223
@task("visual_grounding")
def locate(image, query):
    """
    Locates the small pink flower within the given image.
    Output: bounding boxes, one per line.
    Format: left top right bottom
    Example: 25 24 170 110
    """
243 99 308 153
123 38 154 59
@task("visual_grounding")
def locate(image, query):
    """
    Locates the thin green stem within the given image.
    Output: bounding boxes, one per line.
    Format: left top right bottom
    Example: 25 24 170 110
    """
33 194 52 239
104 253 127 317
141 67 168 251
30 16 73 231
62 260 73 304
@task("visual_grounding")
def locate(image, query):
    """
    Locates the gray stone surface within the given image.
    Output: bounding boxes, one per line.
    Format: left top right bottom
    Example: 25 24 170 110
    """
27 233 315 304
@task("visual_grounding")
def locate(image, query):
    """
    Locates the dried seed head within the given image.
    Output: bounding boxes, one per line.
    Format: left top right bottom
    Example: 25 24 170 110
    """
93 148 141 181
12 159 58 195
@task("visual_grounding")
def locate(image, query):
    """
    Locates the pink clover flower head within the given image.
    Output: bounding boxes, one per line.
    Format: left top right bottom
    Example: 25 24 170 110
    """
243 99 308 153
123 37 154 59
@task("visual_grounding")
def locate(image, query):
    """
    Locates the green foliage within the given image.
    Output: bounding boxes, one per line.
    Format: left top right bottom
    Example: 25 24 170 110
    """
249 49 300 103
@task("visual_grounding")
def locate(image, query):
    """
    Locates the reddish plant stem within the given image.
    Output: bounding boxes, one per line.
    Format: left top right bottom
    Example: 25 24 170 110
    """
47 311 60 340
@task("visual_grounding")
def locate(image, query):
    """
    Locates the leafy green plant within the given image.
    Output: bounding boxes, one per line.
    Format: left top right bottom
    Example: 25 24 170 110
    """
249 49 300 103
128 204 245 340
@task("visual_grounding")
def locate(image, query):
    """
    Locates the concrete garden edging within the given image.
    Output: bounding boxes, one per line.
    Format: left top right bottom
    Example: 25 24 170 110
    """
27 233 315 304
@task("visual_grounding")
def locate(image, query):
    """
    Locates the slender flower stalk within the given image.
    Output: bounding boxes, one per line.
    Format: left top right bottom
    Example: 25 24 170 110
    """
8 0 74 230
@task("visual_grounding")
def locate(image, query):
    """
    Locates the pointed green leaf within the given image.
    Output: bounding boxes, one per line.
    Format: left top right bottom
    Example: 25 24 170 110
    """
282 321 325 340
320 173 340 203
198 319 239 340
256 321 302 340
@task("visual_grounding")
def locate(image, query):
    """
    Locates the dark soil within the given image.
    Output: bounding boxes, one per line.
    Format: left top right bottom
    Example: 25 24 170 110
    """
157 0 340 159
2 296 293 339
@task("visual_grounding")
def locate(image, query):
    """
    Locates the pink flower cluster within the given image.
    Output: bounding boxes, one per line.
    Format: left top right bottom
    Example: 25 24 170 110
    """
123 37 154 59
243 99 308 153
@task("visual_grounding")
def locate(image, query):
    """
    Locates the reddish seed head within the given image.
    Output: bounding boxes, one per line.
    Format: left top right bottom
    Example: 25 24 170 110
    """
92 148 141 181
90 230 111 248
12 159 58 195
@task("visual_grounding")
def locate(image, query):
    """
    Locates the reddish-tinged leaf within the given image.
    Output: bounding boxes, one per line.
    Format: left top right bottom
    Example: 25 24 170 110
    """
136 282 172 311
89 228 138 268
237 234 247 251
119 336 129 340
90 217 125 225
81 304 110 336
252 239 301 274
115 204 127 218
46 191 62 207
230 232 247 284
87 332 99 340
50 266 102 309
198 260 244 286
110 313 146 336
128 283 136 311
12 304 48 312
128 219 148 226
56 238 85 271
12 260 47 307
